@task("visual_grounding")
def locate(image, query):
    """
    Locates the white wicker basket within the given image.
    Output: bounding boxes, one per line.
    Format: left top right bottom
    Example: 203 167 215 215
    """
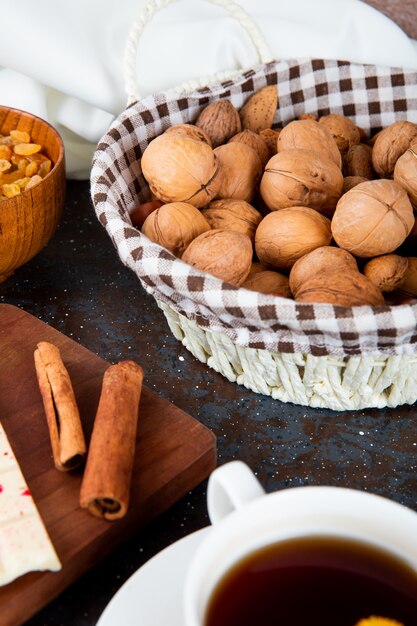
91 0 417 411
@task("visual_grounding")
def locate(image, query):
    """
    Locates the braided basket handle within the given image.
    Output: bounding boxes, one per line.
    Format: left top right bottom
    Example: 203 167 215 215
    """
123 0 274 105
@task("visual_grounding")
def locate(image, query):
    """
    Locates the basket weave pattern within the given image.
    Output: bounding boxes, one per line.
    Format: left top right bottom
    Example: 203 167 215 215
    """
91 58 417 410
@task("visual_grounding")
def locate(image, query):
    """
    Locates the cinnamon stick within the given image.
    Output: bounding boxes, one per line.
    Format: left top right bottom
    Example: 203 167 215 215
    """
79 360 143 521
34 341 87 471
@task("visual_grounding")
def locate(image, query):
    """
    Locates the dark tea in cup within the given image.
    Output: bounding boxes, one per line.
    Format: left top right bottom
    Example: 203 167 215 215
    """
204 535 417 626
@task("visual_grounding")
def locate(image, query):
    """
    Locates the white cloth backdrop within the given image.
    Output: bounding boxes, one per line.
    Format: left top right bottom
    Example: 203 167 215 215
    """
1 0 417 178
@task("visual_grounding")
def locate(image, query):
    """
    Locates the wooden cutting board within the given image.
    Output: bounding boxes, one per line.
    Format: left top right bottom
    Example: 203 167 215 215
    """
0 304 216 626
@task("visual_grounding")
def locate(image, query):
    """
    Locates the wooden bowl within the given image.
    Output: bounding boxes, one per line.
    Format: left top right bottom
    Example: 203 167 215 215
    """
0 106 65 282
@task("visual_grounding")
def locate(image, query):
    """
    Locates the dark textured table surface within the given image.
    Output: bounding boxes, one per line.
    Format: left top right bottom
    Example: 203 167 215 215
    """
2 3 417 624
2 175 416 624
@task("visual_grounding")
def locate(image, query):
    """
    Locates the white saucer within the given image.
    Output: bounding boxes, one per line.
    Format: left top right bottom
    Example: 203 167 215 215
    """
97 527 210 626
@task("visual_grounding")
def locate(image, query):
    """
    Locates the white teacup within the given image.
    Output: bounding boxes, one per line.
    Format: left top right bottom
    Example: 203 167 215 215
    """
184 460 417 626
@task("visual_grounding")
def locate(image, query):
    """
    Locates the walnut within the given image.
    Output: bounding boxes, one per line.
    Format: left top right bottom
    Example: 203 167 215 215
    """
259 128 280 159
182 229 253 286
239 85 278 133
342 176 368 194
242 270 291 297
289 247 383 305
357 126 368 142
201 198 262 242
255 206 332 270
393 139 417 209
141 202 210 257
343 144 374 179
331 179 414 257
248 261 269 275
164 123 212 146
289 246 358 296
278 119 342 168
141 133 221 208
260 149 343 217
214 143 262 202
368 129 383 147
297 113 318 121
195 99 241 147
402 215 417 253
372 120 417 178
398 257 417 297
130 200 163 228
291 269 384 306
363 254 409 292
319 114 361 155
228 130 270 168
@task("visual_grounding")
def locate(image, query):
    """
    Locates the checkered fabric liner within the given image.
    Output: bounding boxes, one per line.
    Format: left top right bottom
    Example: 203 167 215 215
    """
91 57 417 358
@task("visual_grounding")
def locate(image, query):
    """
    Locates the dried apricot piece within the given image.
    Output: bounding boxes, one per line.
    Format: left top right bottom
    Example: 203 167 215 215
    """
0 168 28 184
14 177 31 189
1 183 21 198
14 143 42 156
25 175 42 190
25 160 38 177
10 130 31 143
38 159 51 177
0 145 12 160
0 159 12 173
11 153 27 166
354 618 404 626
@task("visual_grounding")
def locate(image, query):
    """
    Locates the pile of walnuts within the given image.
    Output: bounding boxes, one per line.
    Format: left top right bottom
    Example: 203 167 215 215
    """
134 85 417 306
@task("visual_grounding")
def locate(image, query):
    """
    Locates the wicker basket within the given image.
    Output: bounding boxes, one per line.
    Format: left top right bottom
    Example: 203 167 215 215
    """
91 0 417 411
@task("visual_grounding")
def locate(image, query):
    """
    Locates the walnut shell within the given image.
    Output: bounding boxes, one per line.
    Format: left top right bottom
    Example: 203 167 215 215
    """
289 246 358 296
164 123 212 146
248 261 269 276
141 134 221 208
260 149 343 217
201 198 262 242
372 121 417 178
182 229 253 286
363 254 409 292
318 114 361 155
398 257 417 297
195 99 241 148
402 215 417 253
297 113 318 121
343 143 374 179
255 207 332 270
342 176 369 194
141 202 211 257
259 128 280 159
368 130 383 147
228 130 270 168
278 119 342 168
239 85 278 133
357 126 368 142
242 270 291 297
130 200 164 228
393 140 417 209
214 143 262 202
292 270 384 306
331 179 414 257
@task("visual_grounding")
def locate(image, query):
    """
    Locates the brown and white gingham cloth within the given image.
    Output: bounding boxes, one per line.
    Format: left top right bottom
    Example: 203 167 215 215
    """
91 58 417 359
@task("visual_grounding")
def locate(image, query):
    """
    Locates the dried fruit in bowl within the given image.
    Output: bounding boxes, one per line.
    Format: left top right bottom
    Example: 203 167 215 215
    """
0 129 52 201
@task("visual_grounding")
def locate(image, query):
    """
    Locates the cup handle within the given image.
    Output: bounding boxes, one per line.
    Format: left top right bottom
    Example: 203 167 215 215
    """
207 460 266 525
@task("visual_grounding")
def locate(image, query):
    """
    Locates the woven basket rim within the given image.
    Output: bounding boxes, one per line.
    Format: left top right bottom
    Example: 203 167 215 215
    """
91 58 417 358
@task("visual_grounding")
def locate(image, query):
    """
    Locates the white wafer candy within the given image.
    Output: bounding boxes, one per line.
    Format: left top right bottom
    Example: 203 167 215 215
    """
0 422 61 586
